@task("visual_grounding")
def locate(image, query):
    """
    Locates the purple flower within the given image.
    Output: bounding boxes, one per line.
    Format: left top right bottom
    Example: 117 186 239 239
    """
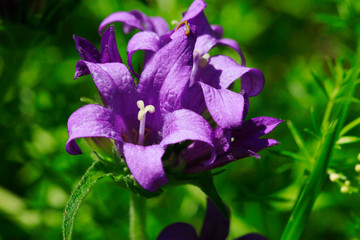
66 26 219 192
157 199 267 240
66 2 281 193
98 0 264 97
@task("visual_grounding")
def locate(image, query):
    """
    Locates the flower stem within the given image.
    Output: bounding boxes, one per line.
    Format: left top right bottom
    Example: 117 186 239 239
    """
129 192 147 240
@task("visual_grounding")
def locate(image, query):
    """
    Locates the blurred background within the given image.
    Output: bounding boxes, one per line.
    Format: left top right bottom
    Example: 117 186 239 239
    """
1 0 360 239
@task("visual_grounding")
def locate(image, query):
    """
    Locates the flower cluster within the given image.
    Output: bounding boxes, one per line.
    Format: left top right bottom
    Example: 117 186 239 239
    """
66 0 281 193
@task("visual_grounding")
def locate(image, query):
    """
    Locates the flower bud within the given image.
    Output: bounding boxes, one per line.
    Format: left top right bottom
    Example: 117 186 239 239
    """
355 164 360 173
340 185 349 194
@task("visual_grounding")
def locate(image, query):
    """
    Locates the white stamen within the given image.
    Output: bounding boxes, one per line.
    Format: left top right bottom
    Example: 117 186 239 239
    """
137 100 155 145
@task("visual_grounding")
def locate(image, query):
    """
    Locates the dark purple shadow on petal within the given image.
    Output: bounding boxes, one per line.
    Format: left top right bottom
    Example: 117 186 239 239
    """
157 223 198 240
73 35 100 62
199 199 230 240
233 117 283 140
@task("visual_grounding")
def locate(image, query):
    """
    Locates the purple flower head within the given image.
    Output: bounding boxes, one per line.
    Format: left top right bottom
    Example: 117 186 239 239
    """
67 25 220 192
157 199 267 240
98 0 264 97
66 2 282 194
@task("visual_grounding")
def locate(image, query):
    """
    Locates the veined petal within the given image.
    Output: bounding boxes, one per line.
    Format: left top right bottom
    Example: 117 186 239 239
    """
161 109 216 165
74 61 136 108
100 25 122 63
202 55 265 97
123 143 167 192
199 82 246 129
66 104 121 155
157 223 198 240
127 31 163 78
98 11 144 35
199 199 230 240
137 28 195 133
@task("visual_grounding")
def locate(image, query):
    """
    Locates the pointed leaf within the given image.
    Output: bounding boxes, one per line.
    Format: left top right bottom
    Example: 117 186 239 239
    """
63 161 111 240
340 117 360 136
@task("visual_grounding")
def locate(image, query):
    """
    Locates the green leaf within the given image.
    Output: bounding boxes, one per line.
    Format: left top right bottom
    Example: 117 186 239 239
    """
310 72 329 99
192 175 229 219
337 136 360 145
63 161 111 240
340 117 360 136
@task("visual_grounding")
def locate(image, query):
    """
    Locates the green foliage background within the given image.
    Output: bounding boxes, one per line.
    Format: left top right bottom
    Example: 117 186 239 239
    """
0 0 360 239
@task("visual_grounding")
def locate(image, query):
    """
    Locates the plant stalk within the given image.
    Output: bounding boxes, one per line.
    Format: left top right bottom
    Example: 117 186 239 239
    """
129 192 147 240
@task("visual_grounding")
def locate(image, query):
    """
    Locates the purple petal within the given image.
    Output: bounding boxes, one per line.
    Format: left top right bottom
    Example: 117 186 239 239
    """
216 38 246 66
181 84 206 115
74 61 136 108
235 233 268 240
161 109 216 165
182 0 207 22
137 28 195 133
203 55 265 97
100 25 122 63
127 31 163 78
123 143 167 192
194 34 218 56
157 223 198 240
234 117 283 140
66 104 121 155
210 139 279 170
73 35 100 78
149 16 169 35
211 25 223 38
199 82 246 129
98 11 144 35
73 35 100 62
199 199 230 240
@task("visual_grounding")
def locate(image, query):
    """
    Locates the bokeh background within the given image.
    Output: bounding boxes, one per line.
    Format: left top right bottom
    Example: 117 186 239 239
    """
1 0 360 239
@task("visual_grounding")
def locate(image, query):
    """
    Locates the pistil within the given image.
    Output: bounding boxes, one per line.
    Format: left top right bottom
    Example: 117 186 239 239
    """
137 100 155 145
175 20 191 36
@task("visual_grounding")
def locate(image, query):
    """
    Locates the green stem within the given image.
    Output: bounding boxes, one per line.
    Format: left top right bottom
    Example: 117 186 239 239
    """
129 192 147 240
281 46 360 240
280 123 338 240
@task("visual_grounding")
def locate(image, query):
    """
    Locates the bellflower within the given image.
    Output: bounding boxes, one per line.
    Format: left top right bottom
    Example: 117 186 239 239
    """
157 199 268 240
98 0 264 97
66 25 221 192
